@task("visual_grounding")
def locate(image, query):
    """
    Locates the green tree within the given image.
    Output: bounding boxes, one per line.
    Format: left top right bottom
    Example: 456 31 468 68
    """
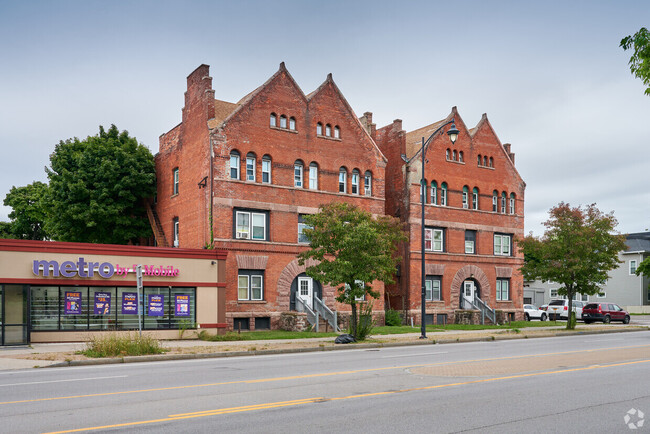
0 221 15 239
635 256 650 293
2 181 50 240
45 125 155 244
517 203 626 329
621 27 650 95
298 202 407 340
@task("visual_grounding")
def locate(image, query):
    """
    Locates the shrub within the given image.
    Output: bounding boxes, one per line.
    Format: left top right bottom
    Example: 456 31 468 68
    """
354 301 376 341
385 309 402 326
80 333 165 358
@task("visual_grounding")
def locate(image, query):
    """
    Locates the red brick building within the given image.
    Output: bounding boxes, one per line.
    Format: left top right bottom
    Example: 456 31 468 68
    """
370 107 526 324
154 64 388 330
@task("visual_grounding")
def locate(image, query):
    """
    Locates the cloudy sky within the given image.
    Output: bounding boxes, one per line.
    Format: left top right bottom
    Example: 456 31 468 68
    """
1 0 648 236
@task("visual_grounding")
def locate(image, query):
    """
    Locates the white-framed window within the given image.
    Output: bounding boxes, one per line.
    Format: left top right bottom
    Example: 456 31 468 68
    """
345 280 366 301
462 186 469 209
298 215 311 244
430 181 437 205
269 113 277 127
425 276 442 301
441 183 448 206
172 217 179 247
235 210 267 240
472 188 479 210
339 168 347 193
550 289 558 298
492 191 498 212
494 234 511 256
309 163 318 189
459 151 464 162
446 149 451 160
465 230 476 254
477 155 482 166
334 126 340 138
364 171 372 196
289 117 296 130
238 270 263 301
294 161 303 188
316 123 323 135
173 168 179 195
501 192 506 213
420 179 427 204
509 193 516 214
581 293 589 302
425 228 444 252
351 169 360 194
262 156 271 183
630 260 638 275
230 151 240 180
280 115 287 129
246 153 256 181
325 124 332 137
496 279 509 301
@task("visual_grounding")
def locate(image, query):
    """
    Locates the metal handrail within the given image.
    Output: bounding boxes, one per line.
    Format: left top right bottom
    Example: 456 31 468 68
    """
295 297 317 329
313 296 339 332
472 295 496 325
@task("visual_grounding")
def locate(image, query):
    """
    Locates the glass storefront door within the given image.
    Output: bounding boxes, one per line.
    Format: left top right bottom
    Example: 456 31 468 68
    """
1 285 29 345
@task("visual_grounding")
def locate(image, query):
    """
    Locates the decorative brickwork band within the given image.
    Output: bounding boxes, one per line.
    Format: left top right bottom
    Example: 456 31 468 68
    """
450 265 491 309
425 263 445 275
495 267 512 278
236 255 268 270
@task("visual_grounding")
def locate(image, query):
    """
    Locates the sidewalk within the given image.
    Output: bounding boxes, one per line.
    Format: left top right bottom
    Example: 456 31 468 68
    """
0 324 646 370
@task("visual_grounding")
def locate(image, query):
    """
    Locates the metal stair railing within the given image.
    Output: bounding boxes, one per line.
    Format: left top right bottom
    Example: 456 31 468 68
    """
313 296 339 332
472 294 496 325
295 297 317 330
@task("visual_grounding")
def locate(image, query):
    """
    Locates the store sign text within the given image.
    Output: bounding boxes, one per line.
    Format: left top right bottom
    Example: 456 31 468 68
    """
32 258 180 279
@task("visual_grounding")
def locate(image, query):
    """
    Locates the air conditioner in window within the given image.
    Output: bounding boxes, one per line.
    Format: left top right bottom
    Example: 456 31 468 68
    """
173 239 179 247
463 203 468 209
236 232 250 239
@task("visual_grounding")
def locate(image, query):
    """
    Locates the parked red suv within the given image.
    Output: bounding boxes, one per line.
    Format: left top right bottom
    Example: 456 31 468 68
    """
582 302 630 324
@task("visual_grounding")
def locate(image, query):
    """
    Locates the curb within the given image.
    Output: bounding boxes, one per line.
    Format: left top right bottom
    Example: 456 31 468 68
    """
46 326 648 368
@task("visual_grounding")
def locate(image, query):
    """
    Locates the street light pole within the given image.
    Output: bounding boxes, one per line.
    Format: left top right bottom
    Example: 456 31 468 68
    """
417 119 459 339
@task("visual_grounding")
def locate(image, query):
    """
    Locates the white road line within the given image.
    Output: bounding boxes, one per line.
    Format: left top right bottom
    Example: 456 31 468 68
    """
0 375 127 387
381 351 448 359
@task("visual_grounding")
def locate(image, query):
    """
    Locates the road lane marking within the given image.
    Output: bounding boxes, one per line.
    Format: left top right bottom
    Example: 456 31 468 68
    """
381 351 448 359
4 343 649 406
0 375 127 387
44 358 650 434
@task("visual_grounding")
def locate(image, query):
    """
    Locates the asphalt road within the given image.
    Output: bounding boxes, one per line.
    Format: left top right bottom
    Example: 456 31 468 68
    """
0 330 649 433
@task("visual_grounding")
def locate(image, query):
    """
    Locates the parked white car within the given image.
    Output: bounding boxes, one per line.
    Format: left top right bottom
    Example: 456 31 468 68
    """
546 299 585 321
523 304 547 321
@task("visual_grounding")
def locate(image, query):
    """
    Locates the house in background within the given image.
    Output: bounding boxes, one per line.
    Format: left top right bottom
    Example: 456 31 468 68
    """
524 232 650 310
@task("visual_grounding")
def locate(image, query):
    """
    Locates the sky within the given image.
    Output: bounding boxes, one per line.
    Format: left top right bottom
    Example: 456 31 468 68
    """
0 0 648 236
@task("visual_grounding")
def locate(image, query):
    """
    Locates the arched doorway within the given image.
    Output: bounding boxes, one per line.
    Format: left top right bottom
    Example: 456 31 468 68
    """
461 279 481 308
290 273 323 311
451 265 491 309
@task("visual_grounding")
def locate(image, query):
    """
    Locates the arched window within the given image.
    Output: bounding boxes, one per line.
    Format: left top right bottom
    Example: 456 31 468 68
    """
441 182 448 206
462 186 469 209
334 126 340 139
420 179 427 204
364 171 372 196
472 187 479 210
351 169 360 194
294 160 304 188
270 113 277 127
430 181 438 205
509 193 516 214
484 156 488 166
289 117 296 130
262 155 272 183
339 167 347 193
326 124 332 137
309 162 318 190
317 123 323 135
446 149 451 160
459 151 464 162
453 150 458 161
280 115 287 129
490 157 494 167
492 190 498 212
478 154 482 165
501 191 507 213
246 152 256 182
230 150 240 180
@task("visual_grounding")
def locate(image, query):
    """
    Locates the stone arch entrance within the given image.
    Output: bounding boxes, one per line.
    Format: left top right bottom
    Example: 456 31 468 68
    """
451 265 491 309
277 259 335 311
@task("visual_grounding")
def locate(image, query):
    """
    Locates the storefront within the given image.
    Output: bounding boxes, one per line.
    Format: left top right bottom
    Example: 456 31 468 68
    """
0 239 227 344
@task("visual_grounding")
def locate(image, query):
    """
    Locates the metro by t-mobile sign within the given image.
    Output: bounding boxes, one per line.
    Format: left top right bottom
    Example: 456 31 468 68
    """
32 257 180 279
